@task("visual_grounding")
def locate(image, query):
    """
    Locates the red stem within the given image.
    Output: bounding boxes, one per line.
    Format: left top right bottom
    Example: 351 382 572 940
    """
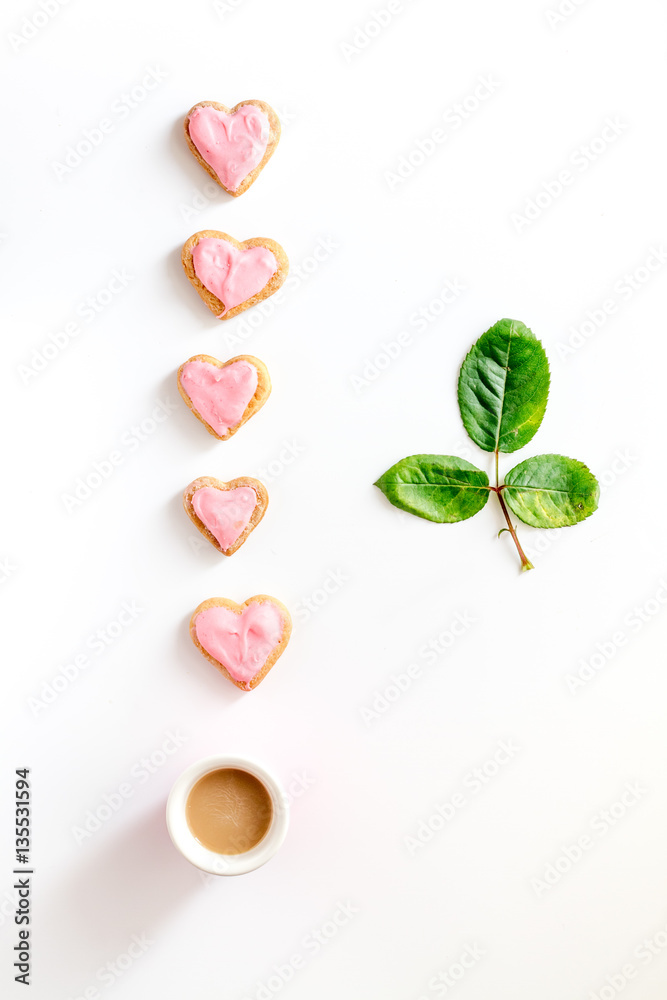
493 449 533 572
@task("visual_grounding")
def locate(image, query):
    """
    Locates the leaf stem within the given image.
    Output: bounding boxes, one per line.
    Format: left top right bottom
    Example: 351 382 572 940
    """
494 449 533 572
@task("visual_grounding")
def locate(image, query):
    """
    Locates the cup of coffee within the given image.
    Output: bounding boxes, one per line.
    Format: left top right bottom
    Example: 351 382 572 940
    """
166 755 289 875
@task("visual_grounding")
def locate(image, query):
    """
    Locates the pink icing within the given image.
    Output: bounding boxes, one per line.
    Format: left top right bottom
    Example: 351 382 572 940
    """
179 360 258 437
192 238 278 317
192 486 258 552
195 602 286 689
188 104 271 192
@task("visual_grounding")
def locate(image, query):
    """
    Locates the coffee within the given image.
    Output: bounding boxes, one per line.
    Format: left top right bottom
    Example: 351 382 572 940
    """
186 767 273 855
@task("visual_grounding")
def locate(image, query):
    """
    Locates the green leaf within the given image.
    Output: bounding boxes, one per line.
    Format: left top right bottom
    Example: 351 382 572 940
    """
503 454 600 528
374 455 490 523
458 318 550 453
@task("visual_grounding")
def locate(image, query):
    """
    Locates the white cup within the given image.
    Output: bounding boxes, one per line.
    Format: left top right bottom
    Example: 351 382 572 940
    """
166 754 289 876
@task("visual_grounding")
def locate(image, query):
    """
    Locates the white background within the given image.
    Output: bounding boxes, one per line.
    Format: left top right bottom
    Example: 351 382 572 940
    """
2 0 667 997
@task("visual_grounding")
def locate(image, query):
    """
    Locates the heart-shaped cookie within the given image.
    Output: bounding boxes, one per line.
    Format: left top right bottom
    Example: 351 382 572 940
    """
177 354 270 440
182 230 288 320
184 476 268 556
190 596 292 690
184 100 280 197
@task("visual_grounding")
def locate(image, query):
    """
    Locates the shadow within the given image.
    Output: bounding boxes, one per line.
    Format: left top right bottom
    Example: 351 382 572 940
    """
42 803 204 993
157 368 220 453
166 487 229 565
168 115 235 209
177 608 248 706
166 242 212 316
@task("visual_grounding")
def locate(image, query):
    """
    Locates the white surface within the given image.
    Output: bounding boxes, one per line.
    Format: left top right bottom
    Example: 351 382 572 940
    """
3 0 667 997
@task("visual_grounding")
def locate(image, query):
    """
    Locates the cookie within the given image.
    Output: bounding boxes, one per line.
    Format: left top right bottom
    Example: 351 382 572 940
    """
190 595 292 691
184 476 268 556
182 230 289 320
177 354 270 440
184 100 280 197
